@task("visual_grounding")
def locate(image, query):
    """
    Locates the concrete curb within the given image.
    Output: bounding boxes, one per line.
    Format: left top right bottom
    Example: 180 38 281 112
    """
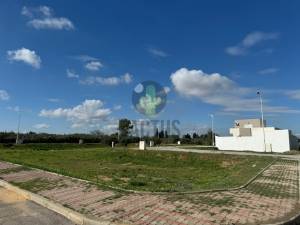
0 179 125 225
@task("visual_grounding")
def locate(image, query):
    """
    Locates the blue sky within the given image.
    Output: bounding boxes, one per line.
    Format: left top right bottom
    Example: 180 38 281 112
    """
0 0 300 135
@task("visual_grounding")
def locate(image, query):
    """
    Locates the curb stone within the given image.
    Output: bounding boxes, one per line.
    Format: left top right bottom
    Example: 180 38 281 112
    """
0 179 127 225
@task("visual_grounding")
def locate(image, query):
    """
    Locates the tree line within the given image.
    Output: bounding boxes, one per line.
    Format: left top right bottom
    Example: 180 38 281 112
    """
0 118 214 146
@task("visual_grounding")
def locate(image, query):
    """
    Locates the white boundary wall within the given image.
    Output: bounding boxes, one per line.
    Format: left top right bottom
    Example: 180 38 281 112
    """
216 127 295 153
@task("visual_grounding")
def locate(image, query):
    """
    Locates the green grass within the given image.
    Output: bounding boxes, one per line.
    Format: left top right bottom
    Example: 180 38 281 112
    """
0 146 273 192
168 194 235 207
0 166 31 175
11 178 63 193
0 143 107 151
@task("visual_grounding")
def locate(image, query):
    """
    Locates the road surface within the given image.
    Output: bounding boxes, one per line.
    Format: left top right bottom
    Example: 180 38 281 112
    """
148 146 300 159
0 187 74 225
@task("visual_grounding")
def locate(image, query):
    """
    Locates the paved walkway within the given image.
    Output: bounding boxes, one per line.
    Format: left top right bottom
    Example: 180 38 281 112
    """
0 158 299 225
0 187 74 225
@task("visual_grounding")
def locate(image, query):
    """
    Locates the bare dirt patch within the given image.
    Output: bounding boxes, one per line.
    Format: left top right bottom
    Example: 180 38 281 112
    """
0 187 25 203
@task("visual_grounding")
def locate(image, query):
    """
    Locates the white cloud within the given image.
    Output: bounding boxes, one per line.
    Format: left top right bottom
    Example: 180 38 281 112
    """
121 73 132 84
48 98 61 102
33 123 50 129
148 47 168 58
85 61 103 71
170 68 300 113
21 6 33 17
28 18 74 30
164 86 171 94
22 5 74 30
180 123 209 135
22 6 52 17
6 106 32 113
38 6 52 17
0 90 10 101
39 99 112 128
285 90 300 100
7 106 20 112
171 68 240 100
113 105 122 110
66 69 79 78
226 31 279 56
90 117 119 134
82 77 118 86
81 73 133 86
102 122 118 134
7 48 41 69
242 32 278 47
258 68 279 75
72 55 103 72
73 55 98 62
226 46 246 56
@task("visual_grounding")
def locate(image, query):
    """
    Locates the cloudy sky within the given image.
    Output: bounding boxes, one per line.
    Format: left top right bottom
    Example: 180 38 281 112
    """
1 0 300 135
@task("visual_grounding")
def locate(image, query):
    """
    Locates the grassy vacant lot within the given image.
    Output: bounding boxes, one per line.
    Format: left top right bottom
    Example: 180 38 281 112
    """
0 144 273 192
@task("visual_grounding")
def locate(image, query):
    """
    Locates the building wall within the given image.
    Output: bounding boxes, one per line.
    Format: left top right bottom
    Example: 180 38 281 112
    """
216 127 291 153
230 128 251 137
235 119 265 128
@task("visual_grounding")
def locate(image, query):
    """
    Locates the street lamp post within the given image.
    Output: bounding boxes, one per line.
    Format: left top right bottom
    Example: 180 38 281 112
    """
16 110 21 145
210 114 214 146
257 91 266 152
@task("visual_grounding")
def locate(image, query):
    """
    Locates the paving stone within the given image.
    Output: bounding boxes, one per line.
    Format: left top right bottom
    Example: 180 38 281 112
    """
0 159 298 225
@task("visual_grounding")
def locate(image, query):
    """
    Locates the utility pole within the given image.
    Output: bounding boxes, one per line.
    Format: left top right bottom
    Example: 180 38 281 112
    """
257 91 266 152
16 110 21 144
210 114 214 146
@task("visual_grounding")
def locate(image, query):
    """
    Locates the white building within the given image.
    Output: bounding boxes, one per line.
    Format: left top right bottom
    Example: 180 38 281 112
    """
215 119 299 153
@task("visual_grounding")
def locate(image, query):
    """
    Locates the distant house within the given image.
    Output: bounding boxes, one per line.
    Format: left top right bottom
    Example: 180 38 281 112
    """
215 119 299 153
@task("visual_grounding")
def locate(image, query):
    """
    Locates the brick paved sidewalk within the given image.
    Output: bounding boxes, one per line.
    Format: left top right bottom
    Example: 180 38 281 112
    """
0 159 298 225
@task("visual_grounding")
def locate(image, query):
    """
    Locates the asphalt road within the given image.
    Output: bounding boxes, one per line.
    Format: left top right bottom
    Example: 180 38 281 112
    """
0 187 74 225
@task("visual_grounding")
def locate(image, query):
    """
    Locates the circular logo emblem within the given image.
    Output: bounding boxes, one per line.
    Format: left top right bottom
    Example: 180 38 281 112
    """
132 81 167 117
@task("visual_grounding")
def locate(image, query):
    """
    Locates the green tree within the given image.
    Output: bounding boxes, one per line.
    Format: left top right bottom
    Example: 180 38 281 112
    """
192 132 199 139
118 119 133 145
164 130 168 138
183 133 191 139
159 130 165 138
154 128 159 138
90 130 104 137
